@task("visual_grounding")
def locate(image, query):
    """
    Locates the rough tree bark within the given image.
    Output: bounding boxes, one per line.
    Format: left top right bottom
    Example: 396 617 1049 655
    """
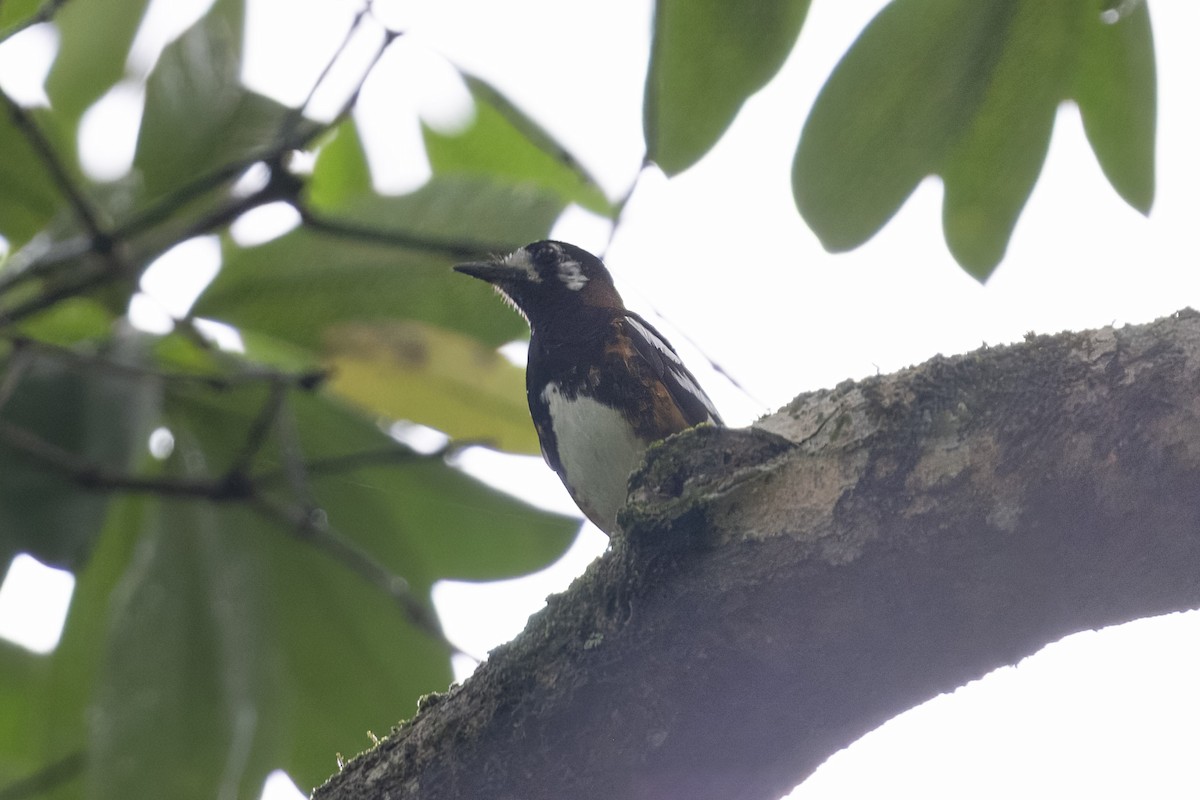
315 310 1200 800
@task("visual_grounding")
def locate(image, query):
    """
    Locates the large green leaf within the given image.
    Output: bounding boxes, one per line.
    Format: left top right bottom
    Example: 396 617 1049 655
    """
44 0 150 129
195 176 561 349
793 0 1156 280
645 0 812 174
0 336 159 571
1073 1 1155 214
424 72 614 216
21 370 572 798
86 481 285 800
132 0 305 204
167 379 575 581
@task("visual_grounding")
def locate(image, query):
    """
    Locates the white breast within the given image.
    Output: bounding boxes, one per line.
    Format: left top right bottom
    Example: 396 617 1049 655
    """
542 383 647 534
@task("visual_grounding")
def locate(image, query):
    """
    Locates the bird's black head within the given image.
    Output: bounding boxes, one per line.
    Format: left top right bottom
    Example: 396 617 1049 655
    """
454 240 624 325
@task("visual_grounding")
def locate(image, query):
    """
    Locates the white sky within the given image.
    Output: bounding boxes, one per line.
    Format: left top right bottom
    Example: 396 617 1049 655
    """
2 0 1199 797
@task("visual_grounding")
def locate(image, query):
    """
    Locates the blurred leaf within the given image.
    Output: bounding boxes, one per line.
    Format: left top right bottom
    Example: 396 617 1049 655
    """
44 0 150 127
0 106 69 251
1073 1 1155 214
794 0 1100 279
133 0 310 203
0 0 41 36
0 493 147 799
195 175 562 349
86 477 287 800
11 297 115 344
424 72 614 216
0 337 160 570
324 320 538 454
282 389 576 581
147 381 574 788
0 640 55 788
645 0 811 175
307 119 373 209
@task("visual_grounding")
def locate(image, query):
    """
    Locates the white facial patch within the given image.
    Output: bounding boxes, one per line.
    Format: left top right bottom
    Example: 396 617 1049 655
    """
556 258 588 291
502 247 542 282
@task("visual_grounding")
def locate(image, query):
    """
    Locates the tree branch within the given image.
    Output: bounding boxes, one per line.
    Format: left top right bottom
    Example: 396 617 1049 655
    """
315 309 1200 800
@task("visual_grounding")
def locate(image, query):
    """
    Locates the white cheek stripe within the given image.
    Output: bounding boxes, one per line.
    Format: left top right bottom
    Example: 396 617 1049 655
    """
557 259 588 291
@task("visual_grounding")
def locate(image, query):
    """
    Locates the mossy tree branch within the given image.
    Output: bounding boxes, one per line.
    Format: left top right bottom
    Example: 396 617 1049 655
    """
316 309 1200 800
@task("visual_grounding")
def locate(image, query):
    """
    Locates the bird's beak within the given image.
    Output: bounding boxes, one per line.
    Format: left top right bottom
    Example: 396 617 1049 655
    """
453 261 529 285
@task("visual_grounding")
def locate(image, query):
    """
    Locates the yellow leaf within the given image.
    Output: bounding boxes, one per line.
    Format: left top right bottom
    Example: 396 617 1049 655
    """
323 321 537 454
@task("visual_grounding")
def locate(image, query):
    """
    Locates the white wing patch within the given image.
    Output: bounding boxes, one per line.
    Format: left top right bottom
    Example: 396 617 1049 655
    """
625 316 722 423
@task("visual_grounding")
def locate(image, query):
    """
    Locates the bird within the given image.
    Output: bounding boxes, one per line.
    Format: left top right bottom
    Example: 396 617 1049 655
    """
454 240 722 535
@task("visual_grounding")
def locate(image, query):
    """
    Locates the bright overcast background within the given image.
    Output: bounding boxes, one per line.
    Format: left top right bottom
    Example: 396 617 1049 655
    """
1 0 1199 798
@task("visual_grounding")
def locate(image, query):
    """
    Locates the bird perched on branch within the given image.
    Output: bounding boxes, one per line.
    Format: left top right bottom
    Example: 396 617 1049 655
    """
455 240 722 535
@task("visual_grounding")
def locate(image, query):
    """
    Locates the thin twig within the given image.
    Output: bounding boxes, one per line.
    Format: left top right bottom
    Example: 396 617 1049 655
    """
0 265 114 329
0 234 93 299
0 86 107 242
0 751 84 800
256 446 437 484
226 378 287 477
601 159 768 411
0 338 32 415
248 493 467 658
0 419 233 497
281 0 373 135
0 0 70 47
0 335 326 391
298 206 517 259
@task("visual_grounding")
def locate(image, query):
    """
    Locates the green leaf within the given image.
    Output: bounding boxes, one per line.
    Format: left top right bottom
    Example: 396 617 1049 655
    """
324 320 539 454
645 0 812 174
87 482 287 800
0 0 42 36
282 389 576 581
0 106 70 250
11 297 116 344
424 72 614 217
793 0 1094 279
941 2 1083 276
44 0 150 127
0 336 160 571
307 119 373 210
195 176 562 349
0 493 147 798
1073 1 1155 214
132 0 302 203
